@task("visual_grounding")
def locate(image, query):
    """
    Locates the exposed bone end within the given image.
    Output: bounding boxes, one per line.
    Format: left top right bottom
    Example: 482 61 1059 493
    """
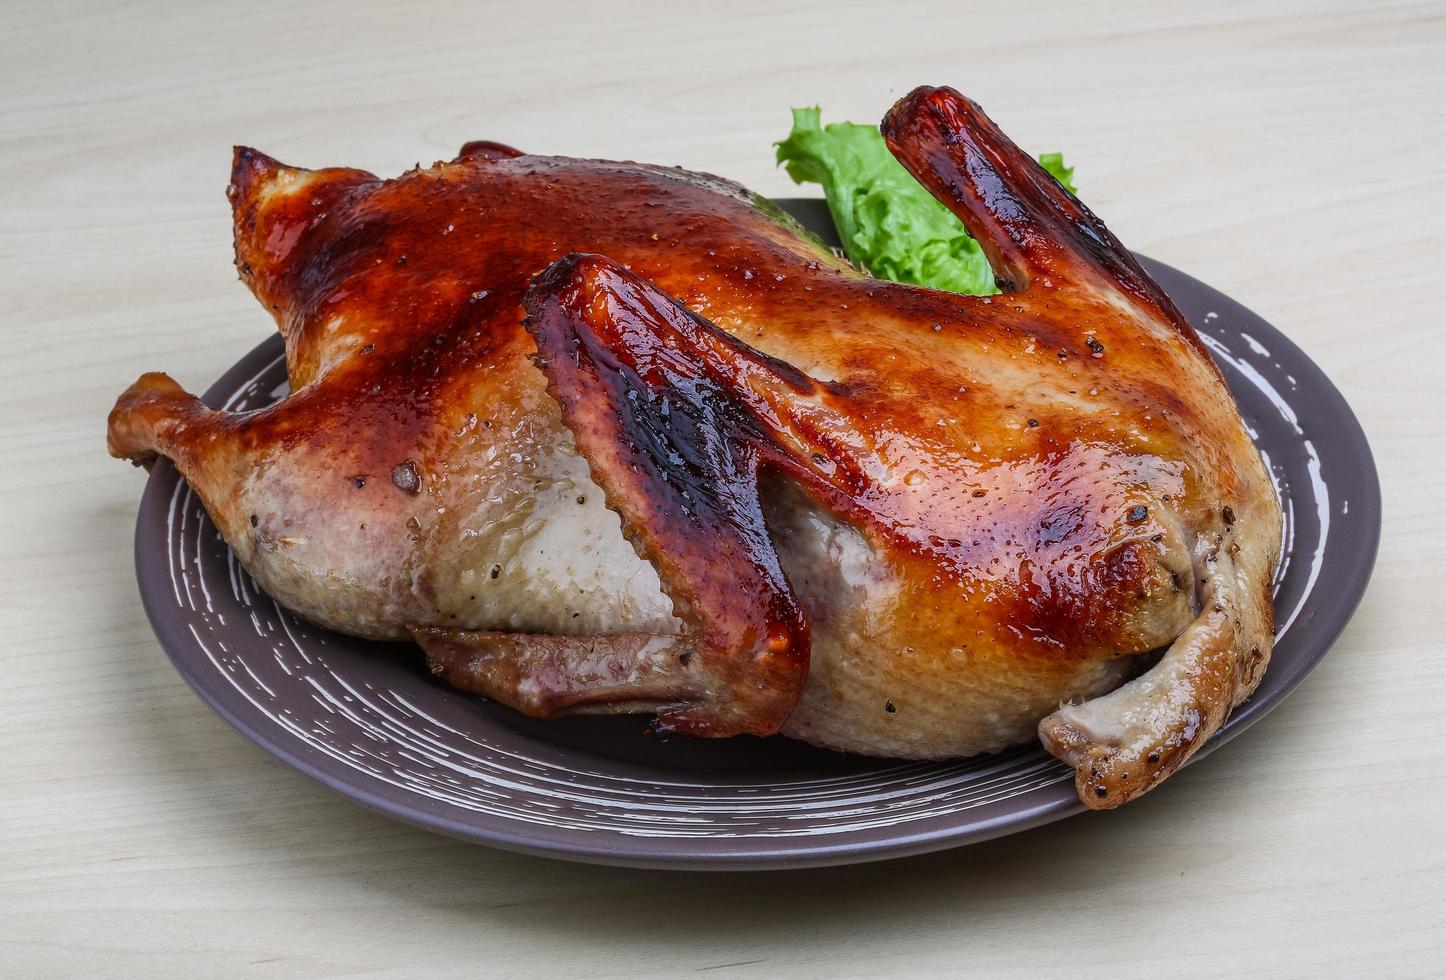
106 372 206 465
1040 700 1209 810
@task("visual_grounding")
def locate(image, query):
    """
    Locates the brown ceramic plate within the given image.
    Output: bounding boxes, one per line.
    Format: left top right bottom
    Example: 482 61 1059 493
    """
132 199 1379 870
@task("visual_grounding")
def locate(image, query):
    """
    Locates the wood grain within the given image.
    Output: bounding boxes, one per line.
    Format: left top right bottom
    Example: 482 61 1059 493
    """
2 0 1443 975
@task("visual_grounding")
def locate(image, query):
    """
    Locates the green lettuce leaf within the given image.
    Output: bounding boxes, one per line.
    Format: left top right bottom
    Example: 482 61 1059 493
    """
775 107 1076 296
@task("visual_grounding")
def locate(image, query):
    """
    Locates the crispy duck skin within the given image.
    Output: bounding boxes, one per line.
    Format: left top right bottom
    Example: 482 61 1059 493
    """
108 87 1281 807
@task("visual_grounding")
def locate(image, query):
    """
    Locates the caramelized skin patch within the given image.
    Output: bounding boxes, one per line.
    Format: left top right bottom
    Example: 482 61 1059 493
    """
107 86 1282 807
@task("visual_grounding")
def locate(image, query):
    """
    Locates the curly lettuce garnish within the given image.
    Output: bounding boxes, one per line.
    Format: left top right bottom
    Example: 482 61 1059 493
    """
775 107 1076 296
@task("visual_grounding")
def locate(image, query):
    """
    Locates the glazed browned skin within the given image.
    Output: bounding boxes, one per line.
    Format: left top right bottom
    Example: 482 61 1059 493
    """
107 86 1281 807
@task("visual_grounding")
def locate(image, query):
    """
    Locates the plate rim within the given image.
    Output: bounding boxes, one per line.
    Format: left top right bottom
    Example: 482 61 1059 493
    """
131 206 1382 870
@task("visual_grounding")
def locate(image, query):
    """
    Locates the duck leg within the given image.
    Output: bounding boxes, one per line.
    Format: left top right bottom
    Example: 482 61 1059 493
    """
883 85 1279 807
108 372 246 533
108 373 441 641
1040 531 1270 808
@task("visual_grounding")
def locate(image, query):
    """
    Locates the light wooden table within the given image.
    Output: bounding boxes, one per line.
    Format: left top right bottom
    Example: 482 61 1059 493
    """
4 0 1443 975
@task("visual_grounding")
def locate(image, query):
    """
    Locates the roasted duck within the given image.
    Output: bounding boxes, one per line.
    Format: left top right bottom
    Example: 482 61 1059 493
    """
108 86 1282 807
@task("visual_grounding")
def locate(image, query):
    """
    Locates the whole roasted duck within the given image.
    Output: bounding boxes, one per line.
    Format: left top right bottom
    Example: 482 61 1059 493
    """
109 86 1282 808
